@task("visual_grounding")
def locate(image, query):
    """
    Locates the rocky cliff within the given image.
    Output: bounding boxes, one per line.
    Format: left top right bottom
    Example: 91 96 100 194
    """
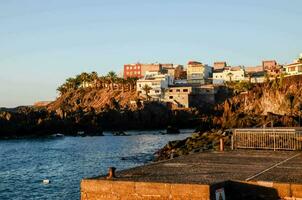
0 87 200 139
157 75 302 160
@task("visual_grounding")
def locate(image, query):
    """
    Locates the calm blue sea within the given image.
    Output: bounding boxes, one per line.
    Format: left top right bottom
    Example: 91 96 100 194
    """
0 130 192 200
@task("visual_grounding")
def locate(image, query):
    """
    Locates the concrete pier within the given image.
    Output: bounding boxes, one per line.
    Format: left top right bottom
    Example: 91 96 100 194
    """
81 150 302 200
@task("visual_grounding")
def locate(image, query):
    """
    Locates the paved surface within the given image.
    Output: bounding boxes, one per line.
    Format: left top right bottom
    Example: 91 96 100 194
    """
96 150 302 184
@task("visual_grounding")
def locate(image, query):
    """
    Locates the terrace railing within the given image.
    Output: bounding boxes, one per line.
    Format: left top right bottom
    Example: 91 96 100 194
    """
232 128 302 151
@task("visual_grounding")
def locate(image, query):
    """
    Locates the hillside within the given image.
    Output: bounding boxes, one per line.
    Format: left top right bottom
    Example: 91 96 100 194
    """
47 87 140 113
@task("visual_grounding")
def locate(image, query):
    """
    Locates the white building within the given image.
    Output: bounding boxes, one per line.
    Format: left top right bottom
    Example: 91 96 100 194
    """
285 54 302 76
213 66 246 84
137 72 174 99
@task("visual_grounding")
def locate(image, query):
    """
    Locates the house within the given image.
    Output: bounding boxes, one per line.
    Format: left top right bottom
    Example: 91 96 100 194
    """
214 62 227 70
187 61 212 84
213 66 246 84
163 84 216 108
136 72 174 100
262 60 282 75
164 86 192 108
285 54 302 76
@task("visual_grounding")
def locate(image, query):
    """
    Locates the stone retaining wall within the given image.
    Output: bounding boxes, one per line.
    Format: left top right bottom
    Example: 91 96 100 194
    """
81 180 210 200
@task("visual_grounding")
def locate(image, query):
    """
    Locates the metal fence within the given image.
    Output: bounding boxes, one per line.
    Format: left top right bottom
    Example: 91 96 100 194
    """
232 128 302 151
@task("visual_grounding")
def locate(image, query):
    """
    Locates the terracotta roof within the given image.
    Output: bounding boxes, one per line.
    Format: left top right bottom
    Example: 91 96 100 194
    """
188 61 202 65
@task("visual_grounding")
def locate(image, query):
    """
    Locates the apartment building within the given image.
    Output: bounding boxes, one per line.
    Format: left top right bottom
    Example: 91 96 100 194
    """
124 63 173 79
187 61 212 84
123 63 144 79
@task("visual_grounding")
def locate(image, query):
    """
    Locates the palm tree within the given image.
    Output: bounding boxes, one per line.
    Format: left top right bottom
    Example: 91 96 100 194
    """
98 76 106 89
119 78 127 93
227 72 233 82
65 77 78 90
57 85 68 95
142 84 152 100
127 77 138 91
247 74 252 84
90 71 98 87
107 71 117 90
80 72 91 88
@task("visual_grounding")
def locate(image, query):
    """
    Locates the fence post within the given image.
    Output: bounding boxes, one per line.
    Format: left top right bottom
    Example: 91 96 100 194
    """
220 138 224 152
231 135 234 150
273 130 276 151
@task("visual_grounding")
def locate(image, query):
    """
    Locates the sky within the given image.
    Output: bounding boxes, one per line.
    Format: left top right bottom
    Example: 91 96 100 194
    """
0 0 302 107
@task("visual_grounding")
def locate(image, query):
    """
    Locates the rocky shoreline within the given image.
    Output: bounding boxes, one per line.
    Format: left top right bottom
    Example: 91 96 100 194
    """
0 102 200 139
154 129 232 161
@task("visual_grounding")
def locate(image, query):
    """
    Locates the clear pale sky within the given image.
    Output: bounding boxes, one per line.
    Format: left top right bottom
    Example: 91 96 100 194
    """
0 0 301 107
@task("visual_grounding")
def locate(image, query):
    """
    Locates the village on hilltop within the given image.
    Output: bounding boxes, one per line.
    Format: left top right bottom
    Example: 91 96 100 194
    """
121 53 302 109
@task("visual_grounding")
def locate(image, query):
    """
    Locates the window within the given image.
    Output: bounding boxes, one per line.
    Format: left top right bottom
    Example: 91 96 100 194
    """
169 96 173 99
183 89 188 92
139 84 141 87
155 90 160 93
169 89 173 92
176 89 180 92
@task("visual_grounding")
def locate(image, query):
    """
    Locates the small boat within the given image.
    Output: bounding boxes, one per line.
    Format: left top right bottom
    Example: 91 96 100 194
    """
112 131 128 136
77 131 85 136
52 133 64 137
43 179 50 184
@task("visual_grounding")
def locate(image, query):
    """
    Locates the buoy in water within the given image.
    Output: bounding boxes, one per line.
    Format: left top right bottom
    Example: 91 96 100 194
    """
43 179 50 184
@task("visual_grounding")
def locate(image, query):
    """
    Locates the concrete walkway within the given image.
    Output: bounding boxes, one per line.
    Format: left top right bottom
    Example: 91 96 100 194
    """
100 150 302 185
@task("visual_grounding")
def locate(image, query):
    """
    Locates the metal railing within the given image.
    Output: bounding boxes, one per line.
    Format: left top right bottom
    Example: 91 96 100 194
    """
232 128 302 151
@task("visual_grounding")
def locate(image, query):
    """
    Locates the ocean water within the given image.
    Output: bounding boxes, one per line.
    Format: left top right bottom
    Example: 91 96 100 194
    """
0 130 192 200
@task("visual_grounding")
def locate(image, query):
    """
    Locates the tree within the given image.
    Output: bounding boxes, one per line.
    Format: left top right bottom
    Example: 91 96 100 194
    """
90 71 98 87
119 78 127 93
57 85 68 95
227 72 233 82
107 71 117 90
142 84 152 100
127 77 138 91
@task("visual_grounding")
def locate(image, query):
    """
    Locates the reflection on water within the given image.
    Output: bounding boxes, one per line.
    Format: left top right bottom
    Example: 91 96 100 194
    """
0 130 192 200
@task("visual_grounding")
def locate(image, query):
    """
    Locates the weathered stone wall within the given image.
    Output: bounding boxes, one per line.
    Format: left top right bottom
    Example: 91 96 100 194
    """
81 180 210 200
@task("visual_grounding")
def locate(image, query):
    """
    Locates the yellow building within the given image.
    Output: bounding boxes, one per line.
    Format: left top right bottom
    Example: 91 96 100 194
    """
187 61 212 84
